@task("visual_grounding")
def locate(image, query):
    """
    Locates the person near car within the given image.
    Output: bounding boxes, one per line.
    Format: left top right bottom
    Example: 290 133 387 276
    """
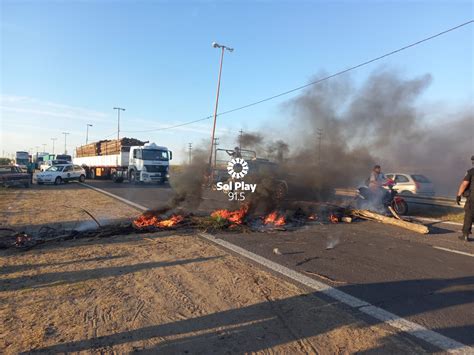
26 159 35 183
366 164 390 204
456 155 474 241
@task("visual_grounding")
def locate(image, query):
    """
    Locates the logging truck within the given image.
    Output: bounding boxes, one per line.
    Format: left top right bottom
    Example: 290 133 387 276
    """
73 138 172 183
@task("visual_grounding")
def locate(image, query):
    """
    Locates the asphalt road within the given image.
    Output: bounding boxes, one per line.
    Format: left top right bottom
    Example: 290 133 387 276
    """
85 180 474 349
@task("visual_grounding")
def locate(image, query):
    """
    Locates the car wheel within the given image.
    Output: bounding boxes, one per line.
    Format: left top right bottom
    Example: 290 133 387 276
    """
79 174 86 182
54 176 62 185
129 170 136 183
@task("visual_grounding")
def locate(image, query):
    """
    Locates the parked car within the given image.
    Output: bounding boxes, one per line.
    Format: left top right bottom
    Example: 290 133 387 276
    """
39 159 71 172
36 164 86 185
384 173 435 196
0 165 30 187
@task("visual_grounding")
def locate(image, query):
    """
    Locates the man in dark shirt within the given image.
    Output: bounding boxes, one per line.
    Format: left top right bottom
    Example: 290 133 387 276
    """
456 155 474 241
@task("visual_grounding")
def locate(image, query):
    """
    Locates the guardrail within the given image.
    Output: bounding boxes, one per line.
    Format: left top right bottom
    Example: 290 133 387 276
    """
334 188 465 209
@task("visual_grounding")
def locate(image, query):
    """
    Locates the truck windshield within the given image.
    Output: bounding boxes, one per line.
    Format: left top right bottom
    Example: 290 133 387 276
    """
142 150 168 161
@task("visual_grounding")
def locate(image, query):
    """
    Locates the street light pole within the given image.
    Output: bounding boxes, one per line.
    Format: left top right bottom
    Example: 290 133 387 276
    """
62 132 69 154
42 144 46 153
113 107 125 142
208 42 233 175
86 124 93 144
51 138 57 155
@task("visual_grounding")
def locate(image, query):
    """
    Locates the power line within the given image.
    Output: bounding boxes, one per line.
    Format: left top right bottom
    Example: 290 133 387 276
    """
122 20 473 134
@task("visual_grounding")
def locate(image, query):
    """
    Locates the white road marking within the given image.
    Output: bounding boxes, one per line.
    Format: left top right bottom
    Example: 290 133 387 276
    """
433 246 474 258
82 183 473 353
78 182 148 211
408 216 462 226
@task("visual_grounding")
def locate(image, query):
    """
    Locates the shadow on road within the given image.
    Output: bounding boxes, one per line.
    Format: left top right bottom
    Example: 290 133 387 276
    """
29 276 473 353
1 256 223 292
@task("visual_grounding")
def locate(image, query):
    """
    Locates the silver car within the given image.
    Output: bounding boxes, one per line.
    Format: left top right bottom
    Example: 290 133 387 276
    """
385 173 435 196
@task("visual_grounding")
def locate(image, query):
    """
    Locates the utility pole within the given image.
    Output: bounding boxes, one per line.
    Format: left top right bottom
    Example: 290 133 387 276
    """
317 128 323 166
42 144 47 153
86 124 93 144
213 137 219 167
188 143 192 164
239 129 243 150
62 132 69 154
51 138 57 155
113 107 125 142
208 42 233 175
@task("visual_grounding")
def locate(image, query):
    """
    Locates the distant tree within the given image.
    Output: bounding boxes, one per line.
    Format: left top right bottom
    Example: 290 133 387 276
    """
0 158 12 165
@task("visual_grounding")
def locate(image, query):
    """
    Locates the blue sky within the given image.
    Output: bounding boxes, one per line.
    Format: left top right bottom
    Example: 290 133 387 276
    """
1 1 472 162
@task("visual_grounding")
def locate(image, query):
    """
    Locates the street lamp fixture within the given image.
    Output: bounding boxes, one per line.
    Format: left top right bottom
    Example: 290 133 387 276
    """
113 107 125 142
86 124 93 144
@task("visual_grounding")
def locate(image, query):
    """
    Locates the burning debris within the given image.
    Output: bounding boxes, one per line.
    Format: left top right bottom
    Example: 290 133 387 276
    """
0 199 429 251
263 211 286 226
211 205 249 225
133 214 184 229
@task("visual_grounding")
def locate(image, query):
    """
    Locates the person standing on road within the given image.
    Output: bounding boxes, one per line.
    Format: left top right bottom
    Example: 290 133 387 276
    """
26 158 35 184
456 155 474 241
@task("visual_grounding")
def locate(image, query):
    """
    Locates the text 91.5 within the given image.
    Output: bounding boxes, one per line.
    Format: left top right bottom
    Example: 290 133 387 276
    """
228 192 245 201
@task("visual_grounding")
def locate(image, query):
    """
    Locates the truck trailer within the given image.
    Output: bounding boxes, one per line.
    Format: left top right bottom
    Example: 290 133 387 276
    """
74 138 172 183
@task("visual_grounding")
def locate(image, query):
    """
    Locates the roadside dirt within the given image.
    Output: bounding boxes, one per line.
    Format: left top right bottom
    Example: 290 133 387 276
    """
0 185 429 353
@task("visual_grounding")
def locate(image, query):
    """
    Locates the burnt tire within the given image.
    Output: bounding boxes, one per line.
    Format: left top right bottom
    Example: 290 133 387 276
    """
54 177 62 185
392 199 408 215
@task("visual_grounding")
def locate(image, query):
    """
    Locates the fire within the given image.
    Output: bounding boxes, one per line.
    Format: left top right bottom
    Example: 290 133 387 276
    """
308 214 318 221
329 214 339 224
134 214 184 228
211 205 248 225
263 211 286 226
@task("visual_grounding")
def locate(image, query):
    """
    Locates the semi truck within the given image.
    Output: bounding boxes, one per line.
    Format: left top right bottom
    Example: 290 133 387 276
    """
15 151 30 170
73 138 172 183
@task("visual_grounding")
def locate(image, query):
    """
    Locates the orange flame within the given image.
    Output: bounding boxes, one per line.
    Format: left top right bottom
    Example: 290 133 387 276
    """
134 214 184 228
211 205 248 225
329 214 339 224
264 211 286 226
308 214 318 221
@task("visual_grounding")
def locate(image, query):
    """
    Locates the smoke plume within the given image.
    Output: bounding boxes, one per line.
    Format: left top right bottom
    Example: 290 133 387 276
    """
240 69 473 196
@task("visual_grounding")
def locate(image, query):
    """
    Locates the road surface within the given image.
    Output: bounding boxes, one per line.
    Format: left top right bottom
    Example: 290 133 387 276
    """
85 180 474 349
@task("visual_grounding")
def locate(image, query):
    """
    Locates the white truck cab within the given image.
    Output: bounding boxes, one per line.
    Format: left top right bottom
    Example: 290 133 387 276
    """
127 143 172 183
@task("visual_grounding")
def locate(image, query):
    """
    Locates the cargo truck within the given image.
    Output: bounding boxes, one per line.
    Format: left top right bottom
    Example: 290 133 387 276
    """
15 151 29 170
73 138 172 183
